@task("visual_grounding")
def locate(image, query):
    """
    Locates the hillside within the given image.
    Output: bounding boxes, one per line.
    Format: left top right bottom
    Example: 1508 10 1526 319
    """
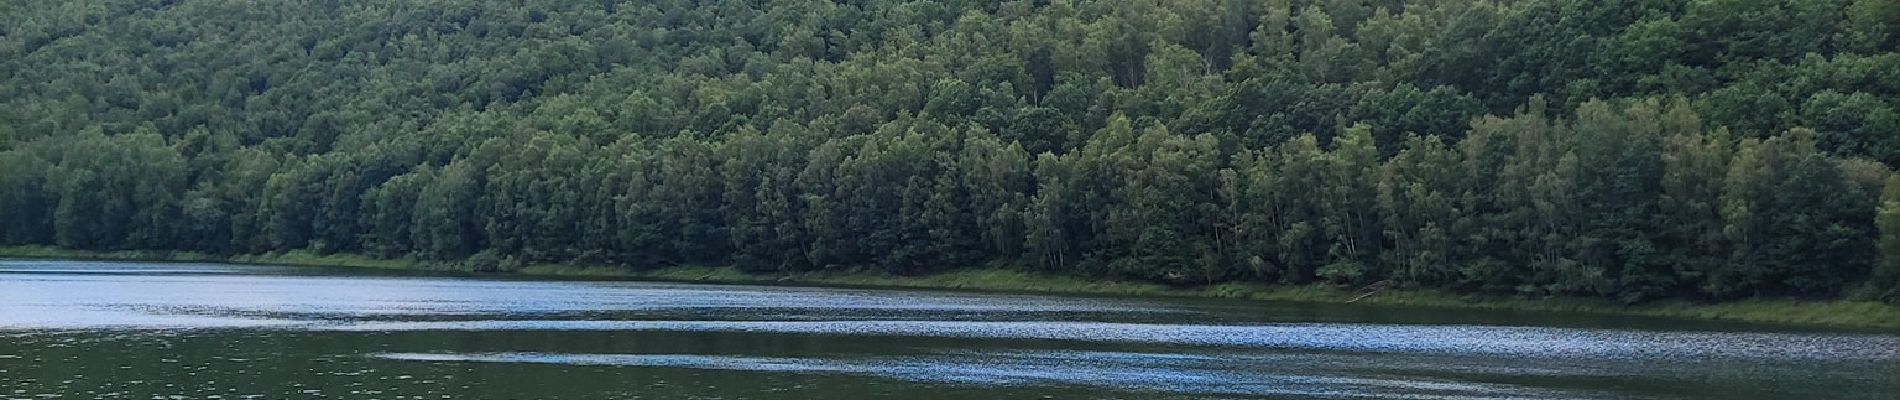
3 0 1899 303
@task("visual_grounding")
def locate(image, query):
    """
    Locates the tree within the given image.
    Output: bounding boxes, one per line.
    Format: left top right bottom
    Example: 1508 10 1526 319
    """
362 167 435 257
1659 124 1732 298
1876 175 1900 300
1568 100 1670 302
40 133 187 250
1103 124 1221 283
1294 6 1355 83
958 127 1033 258
719 127 810 272
1315 124 1382 284
1378 135 1462 286
1799 91 1900 164
1719 130 1877 297
413 160 484 260
1844 0 1899 52
1025 152 1079 271
0 149 53 245
1269 134 1328 284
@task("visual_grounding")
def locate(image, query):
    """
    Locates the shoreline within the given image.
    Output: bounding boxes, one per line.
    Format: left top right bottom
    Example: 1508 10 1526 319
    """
2 245 1896 330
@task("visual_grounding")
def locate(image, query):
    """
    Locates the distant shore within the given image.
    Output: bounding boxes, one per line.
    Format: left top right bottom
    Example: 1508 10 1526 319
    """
4 245 1896 330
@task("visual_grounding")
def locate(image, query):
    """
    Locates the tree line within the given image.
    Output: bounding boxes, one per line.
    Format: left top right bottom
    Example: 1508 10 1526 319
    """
1 0 1898 302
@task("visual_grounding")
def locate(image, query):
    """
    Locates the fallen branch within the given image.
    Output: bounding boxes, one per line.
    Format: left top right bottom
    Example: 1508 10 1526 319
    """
1348 280 1395 303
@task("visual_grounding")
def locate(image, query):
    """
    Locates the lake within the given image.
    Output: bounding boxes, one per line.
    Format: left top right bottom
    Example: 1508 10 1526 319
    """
1 259 1896 399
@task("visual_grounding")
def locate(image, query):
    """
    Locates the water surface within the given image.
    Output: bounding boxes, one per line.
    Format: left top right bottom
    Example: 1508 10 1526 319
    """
2 259 1895 399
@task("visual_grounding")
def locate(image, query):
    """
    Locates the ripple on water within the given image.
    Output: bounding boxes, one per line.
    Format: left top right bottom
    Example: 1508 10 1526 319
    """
331 320 1900 361
7 260 1900 400
371 351 1605 399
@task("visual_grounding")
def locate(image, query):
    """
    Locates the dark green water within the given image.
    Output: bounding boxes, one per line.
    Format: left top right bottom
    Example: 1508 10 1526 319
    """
2 260 1896 399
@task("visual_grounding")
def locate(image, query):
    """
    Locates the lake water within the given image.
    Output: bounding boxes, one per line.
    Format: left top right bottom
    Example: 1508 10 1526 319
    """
2 259 1897 399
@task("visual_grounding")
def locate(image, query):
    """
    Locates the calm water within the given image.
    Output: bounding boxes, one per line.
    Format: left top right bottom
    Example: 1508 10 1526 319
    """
2 260 1897 399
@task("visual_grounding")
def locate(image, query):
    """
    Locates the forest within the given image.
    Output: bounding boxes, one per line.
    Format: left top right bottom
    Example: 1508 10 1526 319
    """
2 0 1899 303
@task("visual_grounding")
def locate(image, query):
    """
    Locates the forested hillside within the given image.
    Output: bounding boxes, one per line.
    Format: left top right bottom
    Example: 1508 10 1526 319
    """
3 0 1899 303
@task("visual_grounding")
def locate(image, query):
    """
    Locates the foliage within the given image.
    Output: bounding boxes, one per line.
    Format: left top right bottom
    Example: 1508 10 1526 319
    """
2 0 1898 304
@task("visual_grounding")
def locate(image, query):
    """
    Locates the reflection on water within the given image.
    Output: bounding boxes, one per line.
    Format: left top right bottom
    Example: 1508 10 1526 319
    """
372 351 1596 399
333 320 1900 360
2 259 1897 399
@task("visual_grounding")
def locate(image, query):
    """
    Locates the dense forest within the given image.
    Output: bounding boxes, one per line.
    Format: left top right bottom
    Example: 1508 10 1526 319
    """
2 0 1899 303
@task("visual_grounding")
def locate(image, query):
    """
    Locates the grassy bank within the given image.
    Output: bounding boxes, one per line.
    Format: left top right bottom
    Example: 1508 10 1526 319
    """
0 245 420 270
521 263 1900 330
5 245 1897 330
